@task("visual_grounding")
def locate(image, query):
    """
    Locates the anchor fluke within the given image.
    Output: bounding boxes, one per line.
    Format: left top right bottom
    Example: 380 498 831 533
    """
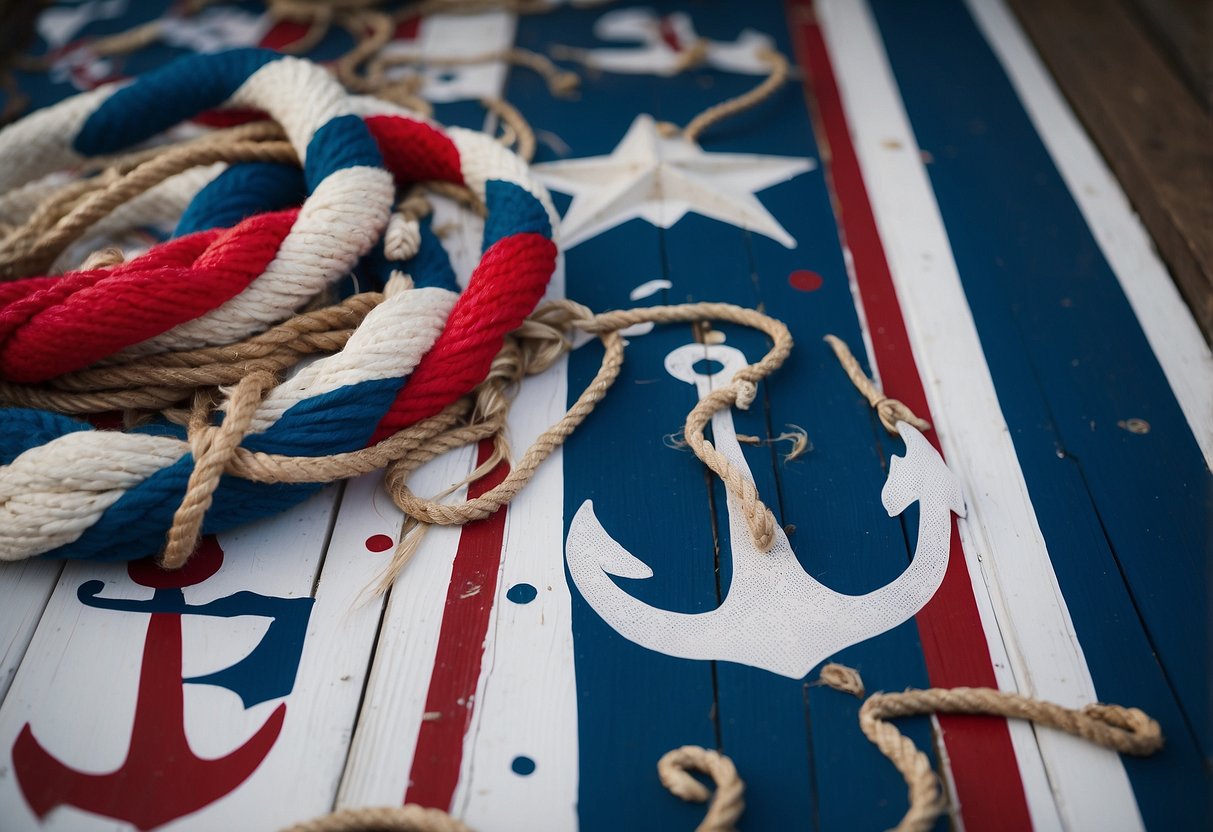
570 500 655 579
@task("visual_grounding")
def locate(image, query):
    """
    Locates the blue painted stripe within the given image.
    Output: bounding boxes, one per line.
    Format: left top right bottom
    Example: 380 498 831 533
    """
508 3 938 828
303 114 384 191
74 48 281 156
656 4 941 828
174 162 306 236
869 0 1211 825
483 179 551 248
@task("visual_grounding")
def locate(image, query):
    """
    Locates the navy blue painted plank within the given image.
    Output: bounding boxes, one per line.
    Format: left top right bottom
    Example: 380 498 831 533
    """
511 8 719 830
868 0 1212 826
650 4 941 829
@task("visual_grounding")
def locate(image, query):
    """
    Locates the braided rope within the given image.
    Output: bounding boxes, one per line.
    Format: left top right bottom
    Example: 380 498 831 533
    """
0 50 558 564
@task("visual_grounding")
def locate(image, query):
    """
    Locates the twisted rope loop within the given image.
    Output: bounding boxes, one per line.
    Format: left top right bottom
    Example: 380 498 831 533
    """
152 300 793 570
658 745 746 832
817 664 1164 832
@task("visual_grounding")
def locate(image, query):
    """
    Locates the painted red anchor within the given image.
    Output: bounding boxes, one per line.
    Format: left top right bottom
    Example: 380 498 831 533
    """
13 539 288 830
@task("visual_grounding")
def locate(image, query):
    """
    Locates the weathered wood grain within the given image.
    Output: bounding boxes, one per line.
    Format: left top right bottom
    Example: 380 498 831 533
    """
1008 0 1213 341
1128 0 1213 110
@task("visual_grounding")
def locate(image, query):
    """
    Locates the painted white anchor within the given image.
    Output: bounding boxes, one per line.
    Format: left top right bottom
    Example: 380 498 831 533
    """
565 342 967 679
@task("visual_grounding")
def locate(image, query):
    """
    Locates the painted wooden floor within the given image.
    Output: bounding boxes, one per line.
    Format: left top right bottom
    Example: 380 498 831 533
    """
0 1 1209 830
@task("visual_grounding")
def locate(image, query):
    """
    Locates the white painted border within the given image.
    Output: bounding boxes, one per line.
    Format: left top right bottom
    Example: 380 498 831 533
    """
967 0 1213 470
816 0 1143 829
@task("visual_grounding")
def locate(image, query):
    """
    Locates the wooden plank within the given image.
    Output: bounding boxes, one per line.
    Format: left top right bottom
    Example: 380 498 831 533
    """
866 0 1212 827
0 561 61 705
816 1 1138 826
1127 0 1213 110
654 4 943 829
0 486 366 831
1007 0 1213 340
965 0 1213 468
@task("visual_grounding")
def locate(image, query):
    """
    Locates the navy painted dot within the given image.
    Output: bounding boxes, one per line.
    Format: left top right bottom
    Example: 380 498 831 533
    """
692 358 725 376
506 583 538 604
511 755 536 776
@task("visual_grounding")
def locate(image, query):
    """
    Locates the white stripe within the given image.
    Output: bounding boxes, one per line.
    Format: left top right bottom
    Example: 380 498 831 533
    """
228 56 357 161
451 260 575 831
817 1 1143 828
965 0 1213 469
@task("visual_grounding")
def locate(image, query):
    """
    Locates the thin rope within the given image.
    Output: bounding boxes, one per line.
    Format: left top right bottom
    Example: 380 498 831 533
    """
658 746 746 832
0 139 297 276
654 47 791 145
282 742 743 831
817 664 1164 832
147 300 790 570
823 334 931 435
0 293 381 413
163 370 277 567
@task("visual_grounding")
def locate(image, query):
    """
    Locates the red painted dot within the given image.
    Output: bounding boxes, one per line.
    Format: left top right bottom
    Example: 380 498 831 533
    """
365 534 394 552
789 270 824 292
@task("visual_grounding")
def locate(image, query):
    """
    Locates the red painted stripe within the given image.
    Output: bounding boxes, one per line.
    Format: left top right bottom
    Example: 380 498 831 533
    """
404 440 510 810
787 2 1034 829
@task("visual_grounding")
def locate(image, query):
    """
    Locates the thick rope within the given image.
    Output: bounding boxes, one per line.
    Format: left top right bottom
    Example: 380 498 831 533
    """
0 293 380 413
658 746 746 832
817 664 1164 832
130 300 789 569
823 334 931 435
0 139 297 277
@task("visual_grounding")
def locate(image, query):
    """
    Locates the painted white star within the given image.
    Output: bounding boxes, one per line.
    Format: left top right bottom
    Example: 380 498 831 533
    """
533 114 816 250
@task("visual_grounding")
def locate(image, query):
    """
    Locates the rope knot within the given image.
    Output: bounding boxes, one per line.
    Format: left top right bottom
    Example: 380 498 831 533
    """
733 379 758 410
873 396 931 435
162 370 276 569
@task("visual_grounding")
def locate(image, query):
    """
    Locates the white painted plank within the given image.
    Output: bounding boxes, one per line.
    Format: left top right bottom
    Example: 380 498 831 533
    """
0 485 348 832
966 0 1213 470
450 266 576 830
334 448 475 808
0 560 62 706
817 1 1142 829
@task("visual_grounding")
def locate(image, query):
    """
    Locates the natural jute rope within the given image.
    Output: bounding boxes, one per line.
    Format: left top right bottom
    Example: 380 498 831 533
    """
161 299 792 570
658 745 746 832
655 47 791 145
817 663 1164 832
823 335 930 435
0 292 381 413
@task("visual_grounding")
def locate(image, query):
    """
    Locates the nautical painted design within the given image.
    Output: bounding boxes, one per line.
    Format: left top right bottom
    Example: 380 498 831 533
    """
11 537 311 830
567 343 966 678
376 11 518 103
533 114 814 249
563 7 778 76
1 0 1210 830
